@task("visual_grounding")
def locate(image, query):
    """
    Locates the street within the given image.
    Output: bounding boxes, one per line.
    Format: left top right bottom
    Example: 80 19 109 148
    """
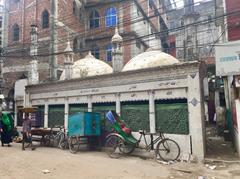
0 143 240 179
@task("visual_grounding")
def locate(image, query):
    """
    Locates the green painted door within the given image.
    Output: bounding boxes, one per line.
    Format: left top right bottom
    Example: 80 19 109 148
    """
69 104 88 116
48 105 64 127
121 101 149 132
155 100 189 134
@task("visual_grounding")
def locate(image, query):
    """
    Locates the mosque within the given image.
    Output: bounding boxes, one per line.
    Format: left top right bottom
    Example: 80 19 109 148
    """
15 28 206 161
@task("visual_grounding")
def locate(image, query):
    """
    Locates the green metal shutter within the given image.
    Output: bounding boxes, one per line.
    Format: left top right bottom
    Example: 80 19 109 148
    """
48 105 64 127
121 101 149 132
155 101 189 134
69 104 88 116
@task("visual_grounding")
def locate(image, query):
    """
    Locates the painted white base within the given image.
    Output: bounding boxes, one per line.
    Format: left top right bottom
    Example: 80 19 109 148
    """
235 99 240 157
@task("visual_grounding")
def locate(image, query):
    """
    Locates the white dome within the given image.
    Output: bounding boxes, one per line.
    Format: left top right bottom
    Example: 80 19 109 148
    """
60 52 113 80
122 50 180 71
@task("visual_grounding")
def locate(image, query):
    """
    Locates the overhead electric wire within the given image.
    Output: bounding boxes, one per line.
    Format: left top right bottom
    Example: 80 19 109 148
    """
2 0 239 60
3 0 202 50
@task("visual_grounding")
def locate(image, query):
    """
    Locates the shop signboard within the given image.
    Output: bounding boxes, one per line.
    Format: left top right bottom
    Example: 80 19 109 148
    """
215 41 240 76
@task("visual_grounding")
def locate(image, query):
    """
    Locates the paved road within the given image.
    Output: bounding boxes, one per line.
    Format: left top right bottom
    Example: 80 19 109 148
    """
0 143 239 179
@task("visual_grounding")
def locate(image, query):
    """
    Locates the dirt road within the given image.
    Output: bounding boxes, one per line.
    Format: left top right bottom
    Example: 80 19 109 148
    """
0 143 239 179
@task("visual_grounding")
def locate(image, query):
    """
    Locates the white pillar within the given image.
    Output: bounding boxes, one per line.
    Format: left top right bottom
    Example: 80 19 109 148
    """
235 99 240 157
116 93 121 116
149 90 156 134
64 98 69 130
44 102 49 128
88 95 92 112
187 72 205 160
14 102 17 126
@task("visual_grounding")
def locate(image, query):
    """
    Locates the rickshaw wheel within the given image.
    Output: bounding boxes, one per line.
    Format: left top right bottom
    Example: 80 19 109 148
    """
105 135 124 159
119 142 135 154
68 136 79 154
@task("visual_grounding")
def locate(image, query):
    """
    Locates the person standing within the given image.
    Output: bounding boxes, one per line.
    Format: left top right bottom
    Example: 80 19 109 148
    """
0 113 13 147
22 113 35 150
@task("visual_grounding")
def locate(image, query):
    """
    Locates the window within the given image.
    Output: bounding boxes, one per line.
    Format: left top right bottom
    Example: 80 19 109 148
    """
149 0 154 9
106 44 112 61
91 47 100 59
180 19 184 26
105 7 117 27
73 38 78 52
73 1 77 16
208 15 212 22
136 40 141 49
89 10 100 29
42 10 49 29
79 7 84 21
13 24 20 41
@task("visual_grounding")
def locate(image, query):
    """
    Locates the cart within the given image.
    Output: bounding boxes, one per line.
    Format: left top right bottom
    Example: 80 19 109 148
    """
68 112 101 153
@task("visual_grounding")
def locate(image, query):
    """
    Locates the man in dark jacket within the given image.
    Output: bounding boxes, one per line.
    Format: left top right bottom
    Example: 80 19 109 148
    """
22 113 35 150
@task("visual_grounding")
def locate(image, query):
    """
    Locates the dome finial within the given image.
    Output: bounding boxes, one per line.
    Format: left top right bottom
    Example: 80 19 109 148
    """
64 40 73 53
85 51 95 59
112 27 123 43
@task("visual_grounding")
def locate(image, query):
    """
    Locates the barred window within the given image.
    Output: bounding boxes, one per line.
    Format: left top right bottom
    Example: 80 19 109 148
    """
105 7 117 27
106 44 112 61
42 10 49 29
90 10 100 29
13 24 20 41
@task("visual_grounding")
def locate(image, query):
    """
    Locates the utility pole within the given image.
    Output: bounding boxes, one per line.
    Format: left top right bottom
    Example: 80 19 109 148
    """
50 0 58 80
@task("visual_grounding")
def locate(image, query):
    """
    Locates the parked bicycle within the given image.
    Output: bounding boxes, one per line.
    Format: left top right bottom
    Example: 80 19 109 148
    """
105 111 180 162
43 126 65 148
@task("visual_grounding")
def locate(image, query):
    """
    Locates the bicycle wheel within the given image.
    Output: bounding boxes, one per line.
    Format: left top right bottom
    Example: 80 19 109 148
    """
58 133 67 150
105 135 124 159
42 135 51 147
68 136 79 154
155 139 180 162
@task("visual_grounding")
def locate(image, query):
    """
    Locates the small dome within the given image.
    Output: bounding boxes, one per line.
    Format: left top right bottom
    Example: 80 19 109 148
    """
60 52 113 80
122 50 179 71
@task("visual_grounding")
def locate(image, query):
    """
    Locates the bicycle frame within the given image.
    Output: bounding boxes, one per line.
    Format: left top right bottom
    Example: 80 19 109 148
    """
136 132 165 151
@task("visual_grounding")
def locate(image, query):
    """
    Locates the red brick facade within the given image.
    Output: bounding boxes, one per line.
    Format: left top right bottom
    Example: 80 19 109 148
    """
4 0 162 105
226 0 240 41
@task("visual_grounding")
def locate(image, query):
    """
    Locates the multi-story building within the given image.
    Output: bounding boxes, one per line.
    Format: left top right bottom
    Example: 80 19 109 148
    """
2 0 168 110
166 0 219 65
0 3 3 48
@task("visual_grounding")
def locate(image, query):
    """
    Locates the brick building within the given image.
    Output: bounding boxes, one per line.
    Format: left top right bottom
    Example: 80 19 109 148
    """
225 0 240 41
2 0 169 111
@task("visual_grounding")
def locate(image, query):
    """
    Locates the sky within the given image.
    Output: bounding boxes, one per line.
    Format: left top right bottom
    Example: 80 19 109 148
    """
173 0 211 9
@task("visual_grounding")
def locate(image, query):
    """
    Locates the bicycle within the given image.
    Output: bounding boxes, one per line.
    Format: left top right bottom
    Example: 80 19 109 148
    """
105 111 180 162
43 126 65 148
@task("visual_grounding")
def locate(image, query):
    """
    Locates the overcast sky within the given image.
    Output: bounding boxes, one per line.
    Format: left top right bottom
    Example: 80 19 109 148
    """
174 0 210 8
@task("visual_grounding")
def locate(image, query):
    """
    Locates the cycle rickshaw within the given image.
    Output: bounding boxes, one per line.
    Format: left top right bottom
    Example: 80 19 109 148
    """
105 111 180 162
